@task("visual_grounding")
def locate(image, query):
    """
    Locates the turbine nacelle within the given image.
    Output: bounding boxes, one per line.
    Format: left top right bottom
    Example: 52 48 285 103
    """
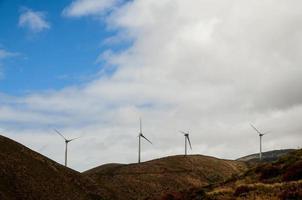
250 124 269 136
54 129 81 143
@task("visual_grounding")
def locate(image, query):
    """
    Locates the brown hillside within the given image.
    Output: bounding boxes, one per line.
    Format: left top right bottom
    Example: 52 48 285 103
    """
0 135 111 200
161 149 302 200
84 155 248 200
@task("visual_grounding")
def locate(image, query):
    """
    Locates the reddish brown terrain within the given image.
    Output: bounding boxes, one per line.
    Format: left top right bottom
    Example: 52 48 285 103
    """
0 135 110 200
158 149 302 200
84 155 248 200
4 134 300 200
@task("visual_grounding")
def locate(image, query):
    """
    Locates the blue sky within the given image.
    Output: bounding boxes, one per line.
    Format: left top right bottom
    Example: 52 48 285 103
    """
0 0 124 95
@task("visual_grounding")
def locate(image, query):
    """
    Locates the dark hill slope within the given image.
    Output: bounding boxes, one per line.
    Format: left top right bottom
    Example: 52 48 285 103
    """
161 149 302 200
237 149 295 163
0 135 110 200
84 155 248 200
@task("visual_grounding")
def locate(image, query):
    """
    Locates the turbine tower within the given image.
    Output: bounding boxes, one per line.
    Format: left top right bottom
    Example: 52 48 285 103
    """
250 124 268 161
138 118 152 163
180 131 192 156
54 129 80 167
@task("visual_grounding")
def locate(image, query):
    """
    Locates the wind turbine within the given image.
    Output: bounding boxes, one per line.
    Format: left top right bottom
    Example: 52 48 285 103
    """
180 131 192 156
54 129 81 167
138 118 152 163
250 124 268 161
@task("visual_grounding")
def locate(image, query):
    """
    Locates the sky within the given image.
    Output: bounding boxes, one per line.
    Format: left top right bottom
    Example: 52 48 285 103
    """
0 0 302 172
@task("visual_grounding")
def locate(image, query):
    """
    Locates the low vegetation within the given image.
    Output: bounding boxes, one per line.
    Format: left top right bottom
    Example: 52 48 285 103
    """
0 135 110 200
84 155 247 200
158 149 302 200
1 134 300 200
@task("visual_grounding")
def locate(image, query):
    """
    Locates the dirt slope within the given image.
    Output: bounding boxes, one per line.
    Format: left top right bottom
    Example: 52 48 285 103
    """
84 155 248 200
0 135 111 200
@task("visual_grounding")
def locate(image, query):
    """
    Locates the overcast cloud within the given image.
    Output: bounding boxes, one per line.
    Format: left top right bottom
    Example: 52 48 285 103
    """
2 0 302 171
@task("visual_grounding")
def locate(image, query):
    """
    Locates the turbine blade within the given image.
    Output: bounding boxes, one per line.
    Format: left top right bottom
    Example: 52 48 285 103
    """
54 129 67 140
250 124 262 134
69 136 81 142
141 134 152 144
186 136 192 150
179 131 188 135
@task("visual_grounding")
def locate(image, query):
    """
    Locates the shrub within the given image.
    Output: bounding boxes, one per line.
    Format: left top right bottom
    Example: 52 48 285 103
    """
234 185 252 197
192 189 207 200
282 161 302 182
278 187 302 200
259 164 281 180
160 192 182 200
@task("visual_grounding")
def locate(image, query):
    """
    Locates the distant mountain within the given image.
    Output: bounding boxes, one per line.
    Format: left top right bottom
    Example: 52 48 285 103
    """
0 135 110 200
237 149 295 162
84 155 248 200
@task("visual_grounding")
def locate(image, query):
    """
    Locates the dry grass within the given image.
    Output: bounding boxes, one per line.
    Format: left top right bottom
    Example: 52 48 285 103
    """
0 135 110 200
196 181 302 200
85 155 248 200
2 134 300 200
162 149 302 200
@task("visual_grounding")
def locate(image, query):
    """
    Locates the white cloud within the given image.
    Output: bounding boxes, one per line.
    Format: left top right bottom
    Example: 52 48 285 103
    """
63 0 119 17
18 8 50 32
0 48 19 79
2 0 302 171
0 49 18 60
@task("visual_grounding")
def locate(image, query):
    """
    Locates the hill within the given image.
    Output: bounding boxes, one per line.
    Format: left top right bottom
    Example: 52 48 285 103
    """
84 155 248 200
237 149 295 163
0 135 111 200
160 149 302 200
5 134 298 200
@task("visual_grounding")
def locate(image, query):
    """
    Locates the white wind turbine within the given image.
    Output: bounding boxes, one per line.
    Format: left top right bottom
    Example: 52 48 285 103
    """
180 131 192 156
250 124 269 161
138 118 152 163
54 129 81 167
